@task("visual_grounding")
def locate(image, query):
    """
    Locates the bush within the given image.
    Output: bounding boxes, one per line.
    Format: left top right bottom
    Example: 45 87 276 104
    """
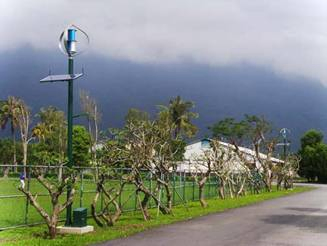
83 172 94 180
8 172 20 178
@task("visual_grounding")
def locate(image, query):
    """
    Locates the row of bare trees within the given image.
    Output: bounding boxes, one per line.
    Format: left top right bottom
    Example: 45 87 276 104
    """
10 95 300 239
190 138 300 208
15 96 198 238
94 96 197 222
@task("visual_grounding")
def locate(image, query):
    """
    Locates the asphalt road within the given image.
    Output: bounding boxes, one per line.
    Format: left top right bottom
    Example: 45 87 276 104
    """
98 185 327 246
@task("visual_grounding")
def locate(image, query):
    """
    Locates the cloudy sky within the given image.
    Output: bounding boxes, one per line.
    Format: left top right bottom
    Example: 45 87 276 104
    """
1 0 327 84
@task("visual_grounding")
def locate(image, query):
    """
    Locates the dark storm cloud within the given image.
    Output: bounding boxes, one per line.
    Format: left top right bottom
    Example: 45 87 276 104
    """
1 1 327 83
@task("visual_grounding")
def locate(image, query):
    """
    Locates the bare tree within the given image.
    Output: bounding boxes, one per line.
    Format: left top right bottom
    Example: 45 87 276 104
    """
190 159 211 208
91 139 131 226
18 170 76 239
276 155 300 190
124 121 172 220
91 172 127 227
207 140 237 199
192 140 253 200
253 139 278 192
16 99 33 175
79 90 102 165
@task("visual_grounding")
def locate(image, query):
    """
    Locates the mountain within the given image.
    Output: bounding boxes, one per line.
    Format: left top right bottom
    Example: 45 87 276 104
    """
1 46 327 150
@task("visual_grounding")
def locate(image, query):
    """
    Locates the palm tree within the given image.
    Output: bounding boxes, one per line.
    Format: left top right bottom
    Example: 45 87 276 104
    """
0 96 20 168
162 96 198 138
32 122 49 142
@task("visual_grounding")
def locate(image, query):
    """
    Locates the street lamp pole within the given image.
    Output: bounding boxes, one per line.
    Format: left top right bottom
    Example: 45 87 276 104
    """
40 25 89 227
279 128 290 160
283 134 287 160
65 28 76 226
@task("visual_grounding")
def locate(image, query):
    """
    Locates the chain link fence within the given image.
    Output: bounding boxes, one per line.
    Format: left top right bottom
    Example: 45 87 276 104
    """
0 164 264 230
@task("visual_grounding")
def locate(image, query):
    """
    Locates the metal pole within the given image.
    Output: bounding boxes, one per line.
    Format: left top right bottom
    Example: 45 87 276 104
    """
183 171 186 202
24 163 31 224
192 177 195 201
119 169 123 210
80 170 84 207
173 172 176 206
208 173 211 198
65 56 74 226
283 137 287 160
149 172 152 208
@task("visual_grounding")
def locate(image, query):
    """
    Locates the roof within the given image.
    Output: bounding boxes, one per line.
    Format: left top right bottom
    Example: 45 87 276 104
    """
186 138 283 163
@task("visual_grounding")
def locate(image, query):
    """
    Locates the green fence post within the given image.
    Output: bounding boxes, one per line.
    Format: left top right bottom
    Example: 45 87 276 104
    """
183 171 186 202
149 171 152 208
80 170 84 207
134 191 138 211
119 168 123 210
24 163 31 225
100 189 104 212
192 176 195 201
208 173 211 198
173 172 176 206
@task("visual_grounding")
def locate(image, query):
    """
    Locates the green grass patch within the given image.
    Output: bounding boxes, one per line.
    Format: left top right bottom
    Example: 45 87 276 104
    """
0 177 217 229
0 186 313 246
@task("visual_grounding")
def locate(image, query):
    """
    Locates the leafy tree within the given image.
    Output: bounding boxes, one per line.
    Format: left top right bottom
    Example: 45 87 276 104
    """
0 138 14 162
210 117 249 146
72 125 91 166
298 129 327 182
125 108 149 124
32 106 66 164
300 129 323 149
299 145 317 181
28 143 62 166
0 138 14 177
315 143 327 183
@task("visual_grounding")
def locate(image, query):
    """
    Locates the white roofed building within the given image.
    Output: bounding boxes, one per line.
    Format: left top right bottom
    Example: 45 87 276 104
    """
176 138 283 173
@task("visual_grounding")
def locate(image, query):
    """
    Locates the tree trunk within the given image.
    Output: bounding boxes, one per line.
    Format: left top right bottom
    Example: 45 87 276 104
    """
94 105 98 164
277 176 282 191
218 180 225 200
199 183 207 208
3 166 9 178
48 223 57 239
265 178 272 192
22 142 28 176
140 192 151 221
138 182 170 216
11 126 17 172
236 178 246 197
164 183 173 211
88 119 94 164
58 164 63 182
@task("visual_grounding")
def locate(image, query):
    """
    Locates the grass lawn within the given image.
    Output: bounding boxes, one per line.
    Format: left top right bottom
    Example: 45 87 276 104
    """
0 186 313 246
0 177 213 229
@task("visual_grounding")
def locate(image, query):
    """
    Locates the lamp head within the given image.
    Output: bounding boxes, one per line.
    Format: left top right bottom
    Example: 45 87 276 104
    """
280 128 290 139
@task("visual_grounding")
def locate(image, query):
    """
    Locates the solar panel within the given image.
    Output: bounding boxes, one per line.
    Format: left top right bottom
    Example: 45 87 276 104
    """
40 73 83 83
